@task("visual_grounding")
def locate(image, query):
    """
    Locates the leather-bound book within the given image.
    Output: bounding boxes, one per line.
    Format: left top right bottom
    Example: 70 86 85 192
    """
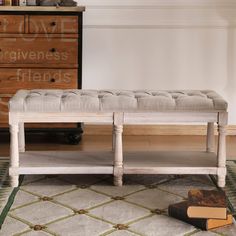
12 0 19 6
187 189 227 219
169 201 233 230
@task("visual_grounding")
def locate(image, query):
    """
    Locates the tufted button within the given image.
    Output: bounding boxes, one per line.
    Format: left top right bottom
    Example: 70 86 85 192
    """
152 92 172 99
26 92 43 99
9 89 228 113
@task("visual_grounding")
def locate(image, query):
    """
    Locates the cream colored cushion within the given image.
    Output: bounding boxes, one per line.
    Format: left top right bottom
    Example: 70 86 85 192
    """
9 90 228 112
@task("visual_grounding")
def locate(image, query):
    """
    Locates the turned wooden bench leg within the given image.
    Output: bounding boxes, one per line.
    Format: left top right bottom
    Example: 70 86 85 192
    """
217 112 228 187
10 123 20 187
113 113 124 186
19 123 25 153
206 122 215 152
112 124 115 152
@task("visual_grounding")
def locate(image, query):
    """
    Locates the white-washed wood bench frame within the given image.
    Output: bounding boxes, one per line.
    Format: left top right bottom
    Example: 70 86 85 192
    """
119 111 228 188
9 110 228 188
9 112 124 187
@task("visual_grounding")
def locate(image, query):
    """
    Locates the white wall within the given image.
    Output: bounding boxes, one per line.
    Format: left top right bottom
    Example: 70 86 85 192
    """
78 0 236 124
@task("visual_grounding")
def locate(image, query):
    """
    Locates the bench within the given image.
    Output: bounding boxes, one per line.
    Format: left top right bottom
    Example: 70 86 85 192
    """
9 89 228 187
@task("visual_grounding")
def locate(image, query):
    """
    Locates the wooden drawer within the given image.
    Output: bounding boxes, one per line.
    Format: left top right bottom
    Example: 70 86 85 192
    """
0 38 78 64
0 69 78 94
29 15 78 34
0 96 10 124
0 15 24 33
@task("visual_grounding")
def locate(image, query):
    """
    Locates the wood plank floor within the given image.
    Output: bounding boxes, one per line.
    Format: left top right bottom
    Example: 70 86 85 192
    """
0 133 236 159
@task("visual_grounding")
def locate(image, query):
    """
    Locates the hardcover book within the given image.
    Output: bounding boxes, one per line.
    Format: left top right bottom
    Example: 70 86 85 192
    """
187 189 227 219
4 0 11 5
169 201 233 230
12 0 19 5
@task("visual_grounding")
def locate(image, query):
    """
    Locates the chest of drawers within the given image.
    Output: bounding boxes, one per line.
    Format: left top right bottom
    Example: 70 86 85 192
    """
0 6 85 143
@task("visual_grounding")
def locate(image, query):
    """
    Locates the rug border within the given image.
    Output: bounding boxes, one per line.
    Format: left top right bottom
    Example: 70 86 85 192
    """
0 175 24 229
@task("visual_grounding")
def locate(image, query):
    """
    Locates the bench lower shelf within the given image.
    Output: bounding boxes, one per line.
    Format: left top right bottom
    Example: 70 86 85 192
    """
124 151 218 175
9 150 219 176
16 151 114 175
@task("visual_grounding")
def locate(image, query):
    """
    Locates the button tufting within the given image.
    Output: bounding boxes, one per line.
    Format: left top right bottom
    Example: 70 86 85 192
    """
9 89 228 112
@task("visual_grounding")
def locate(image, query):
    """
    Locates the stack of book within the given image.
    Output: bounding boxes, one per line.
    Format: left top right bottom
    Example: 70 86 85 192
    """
168 189 233 230
0 0 37 6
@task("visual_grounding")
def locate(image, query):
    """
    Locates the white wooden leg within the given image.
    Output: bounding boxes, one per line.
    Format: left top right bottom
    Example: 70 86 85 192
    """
113 113 124 186
217 113 228 188
206 122 215 152
10 124 20 187
112 124 115 152
114 125 123 186
217 175 226 188
19 123 25 153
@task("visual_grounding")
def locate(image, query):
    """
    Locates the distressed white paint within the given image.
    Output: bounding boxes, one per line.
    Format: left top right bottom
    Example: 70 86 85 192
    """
77 0 236 123
9 108 227 187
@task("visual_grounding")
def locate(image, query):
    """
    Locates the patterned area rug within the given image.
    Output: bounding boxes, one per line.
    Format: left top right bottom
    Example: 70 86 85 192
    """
0 159 15 228
0 161 235 236
225 161 236 218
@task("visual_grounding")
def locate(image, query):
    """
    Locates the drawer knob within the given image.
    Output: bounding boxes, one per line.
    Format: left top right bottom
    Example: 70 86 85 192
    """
50 22 56 27
50 48 56 53
0 22 2 26
50 78 56 83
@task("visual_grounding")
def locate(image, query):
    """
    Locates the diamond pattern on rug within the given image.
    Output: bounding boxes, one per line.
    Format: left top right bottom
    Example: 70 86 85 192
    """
0 173 235 236
54 188 111 210
21 177 77 197
20 231 52 236
90 200 150 224
158 177 216 198
11 190 39 210
213 224 236 236
193 231 220 236
0 216 29 236
130 214 196 236
126 188 183 210
90 180 144 197
11 201 73 225
107 230 138 236
47 214 113 236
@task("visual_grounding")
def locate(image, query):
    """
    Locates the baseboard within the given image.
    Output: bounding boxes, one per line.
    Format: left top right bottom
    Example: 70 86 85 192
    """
84 125 236 136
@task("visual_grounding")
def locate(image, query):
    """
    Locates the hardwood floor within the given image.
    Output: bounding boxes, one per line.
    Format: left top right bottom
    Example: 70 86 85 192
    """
0 132 236 159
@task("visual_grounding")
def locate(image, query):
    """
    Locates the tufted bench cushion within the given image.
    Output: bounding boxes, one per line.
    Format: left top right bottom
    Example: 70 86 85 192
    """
9 89 227 113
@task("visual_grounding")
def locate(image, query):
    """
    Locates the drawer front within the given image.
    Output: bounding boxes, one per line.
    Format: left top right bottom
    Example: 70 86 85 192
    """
29 15 78 34
0 96 10 124
0 38 78 64
0 15 24 33
0 69 78 94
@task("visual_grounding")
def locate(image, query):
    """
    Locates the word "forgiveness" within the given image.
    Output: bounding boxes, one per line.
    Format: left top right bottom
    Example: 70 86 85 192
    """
0 49 69 62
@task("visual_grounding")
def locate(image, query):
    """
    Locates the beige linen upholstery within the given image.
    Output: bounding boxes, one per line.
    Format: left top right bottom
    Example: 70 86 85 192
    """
9 89 227 112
